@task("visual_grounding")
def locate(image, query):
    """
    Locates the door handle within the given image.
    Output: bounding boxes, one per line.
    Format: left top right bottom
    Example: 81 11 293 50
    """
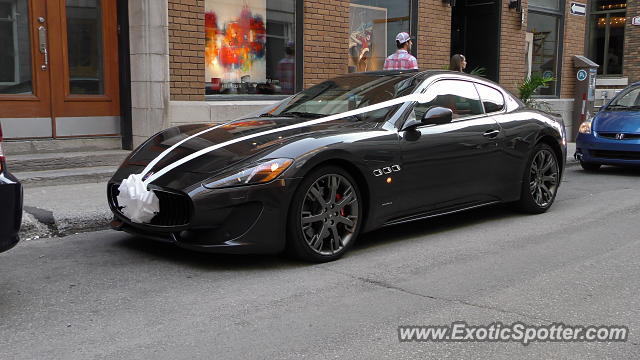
38 25 48 71
483 129 500 138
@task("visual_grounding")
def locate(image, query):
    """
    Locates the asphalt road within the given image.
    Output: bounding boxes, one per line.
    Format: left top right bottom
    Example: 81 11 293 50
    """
2 165 640 359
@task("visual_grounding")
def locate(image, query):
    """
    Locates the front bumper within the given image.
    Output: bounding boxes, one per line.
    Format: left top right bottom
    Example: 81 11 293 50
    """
575 132 640 166
0 170 23 253
108 178 302 254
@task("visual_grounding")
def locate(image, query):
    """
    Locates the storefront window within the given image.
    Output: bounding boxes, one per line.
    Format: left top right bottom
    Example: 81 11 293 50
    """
527 11 561 96
589 0 626 75
348 0 412 73
204 0 296 96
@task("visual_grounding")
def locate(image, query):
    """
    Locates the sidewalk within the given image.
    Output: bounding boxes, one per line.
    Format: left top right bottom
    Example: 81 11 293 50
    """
20 182 112 240
18 143 578 240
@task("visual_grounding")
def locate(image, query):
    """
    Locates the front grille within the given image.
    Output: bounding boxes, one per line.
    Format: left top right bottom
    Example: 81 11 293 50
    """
590 150 640 160
109 183 192 227
598 132 640 140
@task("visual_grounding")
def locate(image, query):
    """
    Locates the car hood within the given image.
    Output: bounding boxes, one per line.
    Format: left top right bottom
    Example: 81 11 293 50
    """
113 116 376 189
594 110 640 133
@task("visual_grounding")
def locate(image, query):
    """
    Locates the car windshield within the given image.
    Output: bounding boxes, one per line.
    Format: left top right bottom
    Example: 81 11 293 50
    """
607 86 640 110
265 73 422 122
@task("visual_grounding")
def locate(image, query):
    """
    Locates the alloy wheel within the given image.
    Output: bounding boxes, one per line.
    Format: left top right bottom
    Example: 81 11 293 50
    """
528 149 559 208
300 174 359 256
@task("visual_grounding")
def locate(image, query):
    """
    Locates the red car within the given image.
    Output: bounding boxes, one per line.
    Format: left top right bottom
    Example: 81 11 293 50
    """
0 124 23 253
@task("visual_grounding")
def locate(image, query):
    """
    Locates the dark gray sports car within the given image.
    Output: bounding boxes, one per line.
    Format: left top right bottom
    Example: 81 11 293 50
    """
108 71 566 262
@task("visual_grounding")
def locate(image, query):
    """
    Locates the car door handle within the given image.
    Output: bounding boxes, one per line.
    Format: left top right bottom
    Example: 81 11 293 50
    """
483 129 500 138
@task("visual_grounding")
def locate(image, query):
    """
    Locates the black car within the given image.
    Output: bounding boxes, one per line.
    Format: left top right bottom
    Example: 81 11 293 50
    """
109 71 566 262
0 124 23 253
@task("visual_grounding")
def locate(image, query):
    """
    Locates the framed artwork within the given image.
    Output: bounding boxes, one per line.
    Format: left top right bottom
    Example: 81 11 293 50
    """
205 0 267 86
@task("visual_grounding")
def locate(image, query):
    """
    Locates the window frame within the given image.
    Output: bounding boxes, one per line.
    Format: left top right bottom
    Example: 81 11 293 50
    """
474 82 506 115
527 2 566 98
587 1 627 76
347 0 418 73
204 0 302 101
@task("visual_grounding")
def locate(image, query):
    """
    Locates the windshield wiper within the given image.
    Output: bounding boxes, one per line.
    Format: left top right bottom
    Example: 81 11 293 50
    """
259 113 276 117
606 104 631 110
343 114 364 122
280 111 324 118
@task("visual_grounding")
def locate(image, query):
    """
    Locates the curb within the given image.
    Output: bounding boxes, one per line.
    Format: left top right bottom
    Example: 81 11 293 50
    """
20 208 112 241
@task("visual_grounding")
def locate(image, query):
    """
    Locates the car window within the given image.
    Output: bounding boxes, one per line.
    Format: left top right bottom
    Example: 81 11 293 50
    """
414 80 484 122
475 83 505 113
610 87 640 108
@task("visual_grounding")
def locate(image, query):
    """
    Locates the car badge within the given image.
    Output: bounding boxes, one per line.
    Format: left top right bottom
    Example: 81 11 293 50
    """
616 133 625 140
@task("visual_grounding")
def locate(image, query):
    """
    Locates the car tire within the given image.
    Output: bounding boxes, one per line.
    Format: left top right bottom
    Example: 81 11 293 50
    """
286 166 363 262
580 161 601 172
514 143 560 214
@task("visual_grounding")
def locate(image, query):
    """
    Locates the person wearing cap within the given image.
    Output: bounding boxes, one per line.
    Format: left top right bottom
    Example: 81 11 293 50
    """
383 32 418 71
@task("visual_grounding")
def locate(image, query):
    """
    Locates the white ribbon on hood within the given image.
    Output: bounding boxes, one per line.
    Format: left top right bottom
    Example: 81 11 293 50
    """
118 93 423 223
142 93 423 185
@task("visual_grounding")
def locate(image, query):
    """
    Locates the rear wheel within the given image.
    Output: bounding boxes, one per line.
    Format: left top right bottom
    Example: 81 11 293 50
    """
580 161 601 172
514 143 560 214
287 166 362 262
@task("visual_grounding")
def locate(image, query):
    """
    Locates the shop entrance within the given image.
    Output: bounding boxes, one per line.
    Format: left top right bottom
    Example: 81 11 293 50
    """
451 0 501 81
0 0 120 139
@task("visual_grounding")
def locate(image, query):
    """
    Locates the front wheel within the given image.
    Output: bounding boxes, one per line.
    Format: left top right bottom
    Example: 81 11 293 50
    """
287 166 362 262
514 143 560 214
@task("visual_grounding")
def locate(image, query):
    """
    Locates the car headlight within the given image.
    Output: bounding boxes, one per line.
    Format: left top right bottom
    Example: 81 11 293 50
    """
578 121 592 134
203 158 294 189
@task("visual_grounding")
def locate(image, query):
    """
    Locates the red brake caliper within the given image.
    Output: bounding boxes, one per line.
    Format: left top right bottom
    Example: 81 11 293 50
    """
335 193 345 216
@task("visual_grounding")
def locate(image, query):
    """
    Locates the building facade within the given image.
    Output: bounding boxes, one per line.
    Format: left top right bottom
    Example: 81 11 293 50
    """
0 0 638 148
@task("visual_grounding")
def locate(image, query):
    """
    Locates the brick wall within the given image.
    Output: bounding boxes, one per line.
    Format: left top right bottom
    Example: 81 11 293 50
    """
303 0 350 89
624 0 640 83
499 0 527 94
560 0 587 98
168 0 205 101
417 0 451 70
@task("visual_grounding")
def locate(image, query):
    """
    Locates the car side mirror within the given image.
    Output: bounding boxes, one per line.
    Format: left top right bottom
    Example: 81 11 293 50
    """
421 106 453 125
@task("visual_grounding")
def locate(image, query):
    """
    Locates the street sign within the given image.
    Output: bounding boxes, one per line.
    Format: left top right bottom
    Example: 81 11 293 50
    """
577 69 588 81
633 16 640 26
570 2 586 16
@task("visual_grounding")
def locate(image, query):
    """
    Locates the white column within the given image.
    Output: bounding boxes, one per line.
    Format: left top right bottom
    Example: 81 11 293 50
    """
129 0 170 148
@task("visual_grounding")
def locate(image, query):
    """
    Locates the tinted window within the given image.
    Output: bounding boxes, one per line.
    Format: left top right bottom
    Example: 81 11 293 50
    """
414 80 483 121
476 84 505 113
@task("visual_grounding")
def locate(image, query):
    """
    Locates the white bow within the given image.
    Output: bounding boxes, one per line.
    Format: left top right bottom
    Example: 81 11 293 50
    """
117 174 160 224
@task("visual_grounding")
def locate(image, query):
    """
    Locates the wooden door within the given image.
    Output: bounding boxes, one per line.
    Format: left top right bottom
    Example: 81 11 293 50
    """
49 0 120 121
0 0 120 139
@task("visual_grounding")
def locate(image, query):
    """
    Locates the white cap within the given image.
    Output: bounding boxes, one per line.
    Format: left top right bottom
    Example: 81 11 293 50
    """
395 32 414 44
